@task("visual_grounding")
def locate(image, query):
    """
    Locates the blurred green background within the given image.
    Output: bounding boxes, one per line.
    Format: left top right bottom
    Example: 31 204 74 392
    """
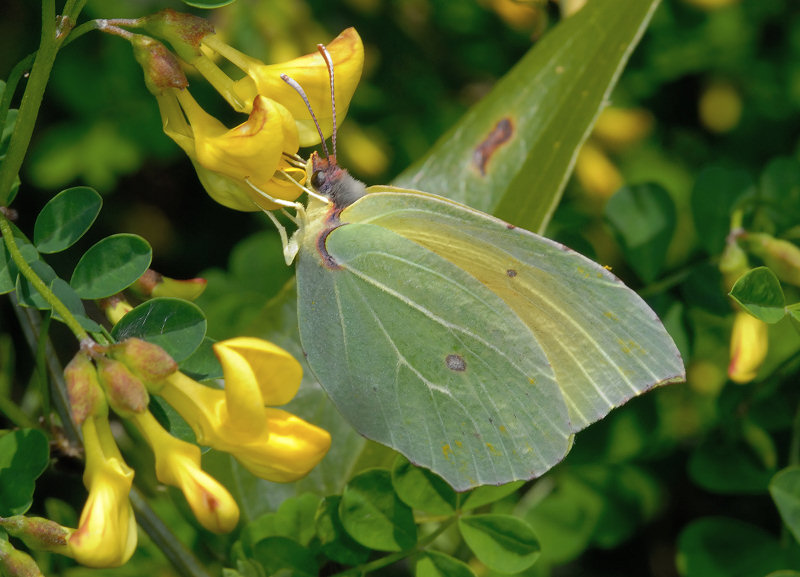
2 0 800 575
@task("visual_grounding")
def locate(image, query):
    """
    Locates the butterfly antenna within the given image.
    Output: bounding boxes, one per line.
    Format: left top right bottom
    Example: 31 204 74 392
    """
280 73 330 158
316 43 337 159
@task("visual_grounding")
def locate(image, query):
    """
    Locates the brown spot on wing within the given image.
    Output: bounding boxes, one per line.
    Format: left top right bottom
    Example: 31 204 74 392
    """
316 207 346 270
445 354 467 372
473 117 514 176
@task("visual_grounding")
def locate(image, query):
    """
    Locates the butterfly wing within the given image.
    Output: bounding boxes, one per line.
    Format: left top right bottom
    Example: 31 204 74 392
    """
297 208 572 490
296 189 683 489
343 188 685 431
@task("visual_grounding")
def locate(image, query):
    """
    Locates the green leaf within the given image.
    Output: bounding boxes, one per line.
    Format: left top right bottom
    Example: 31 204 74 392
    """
251 536 317 577
111 298 207 362
15 260 57 309
50 277 102 332
0 429 50 516
769 467 800 544
392 455 457 515
729 266 786 324
70 233 152 299
605 183 677 283
339 468 417 552
521 472 602 564
688 429 775 494
461 481 525 512
178 337 223 381
759 157 800 235
33 186 102 253
788 303 800 336
149 395 196 445
393 0 660 233
416 551 477 577
316 496 371 566
458 514 540 573
241 494 320 551
676 517 788 577
690 167 754 255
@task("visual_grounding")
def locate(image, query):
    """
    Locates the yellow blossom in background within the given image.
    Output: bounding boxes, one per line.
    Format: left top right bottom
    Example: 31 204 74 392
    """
575 107 653 201
699 80 742 133
728 311 768 384
158 337 331 482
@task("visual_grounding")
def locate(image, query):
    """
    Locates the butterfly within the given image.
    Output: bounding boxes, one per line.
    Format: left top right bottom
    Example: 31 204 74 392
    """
261 44 684 491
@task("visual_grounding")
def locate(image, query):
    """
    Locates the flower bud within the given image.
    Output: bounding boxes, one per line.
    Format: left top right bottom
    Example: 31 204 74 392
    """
0 539 44 577
140 9 215 62
131 411 239 533
96 357 149 416
131 269 207 300
740 233 800 287
64 353 106 426
98 295 134 326
728 311 768 384
131 34 187 96
0 516 72 554
108 338 178 392
719 236 749 292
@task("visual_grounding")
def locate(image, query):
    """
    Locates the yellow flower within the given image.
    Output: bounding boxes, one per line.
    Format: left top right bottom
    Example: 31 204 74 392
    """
200 27 364 146
157 88 302 211
67 416 137 568
131 411 239 533
158 338 331 482
728 311 769 384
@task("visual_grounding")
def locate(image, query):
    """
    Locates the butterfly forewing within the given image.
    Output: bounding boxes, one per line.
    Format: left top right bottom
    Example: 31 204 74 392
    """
344 188 685 431
297 218 572 490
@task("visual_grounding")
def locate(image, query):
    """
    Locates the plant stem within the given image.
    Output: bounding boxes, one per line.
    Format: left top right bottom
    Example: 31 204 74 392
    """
333 517 458 577
0 212 90 342
0 0 68 206
129 488 215 577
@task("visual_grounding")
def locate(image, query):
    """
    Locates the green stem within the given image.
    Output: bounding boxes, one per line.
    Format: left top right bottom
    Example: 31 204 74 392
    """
0 212 89 342
333 517 458 577
0 0 67 206
129 488 215 577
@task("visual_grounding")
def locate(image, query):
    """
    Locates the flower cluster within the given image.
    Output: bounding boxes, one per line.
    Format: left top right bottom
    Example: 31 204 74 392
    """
121 10 363 211
3 335 329 568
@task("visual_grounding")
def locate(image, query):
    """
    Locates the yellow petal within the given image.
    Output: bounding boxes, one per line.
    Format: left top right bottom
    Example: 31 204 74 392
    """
214 337 303 407
728 312 768 384
225 408 331 482
132 411 239 533
229 28 364 146
188 94 293 185
69 417 136 568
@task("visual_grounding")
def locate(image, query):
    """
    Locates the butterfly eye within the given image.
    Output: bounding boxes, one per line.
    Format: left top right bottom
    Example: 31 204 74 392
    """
311 170 327 190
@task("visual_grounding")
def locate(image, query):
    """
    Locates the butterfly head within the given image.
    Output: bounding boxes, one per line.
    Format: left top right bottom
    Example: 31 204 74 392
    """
309 151 366 209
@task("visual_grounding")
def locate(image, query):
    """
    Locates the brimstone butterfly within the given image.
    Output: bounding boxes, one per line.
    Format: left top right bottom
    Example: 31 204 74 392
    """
265 45 684 491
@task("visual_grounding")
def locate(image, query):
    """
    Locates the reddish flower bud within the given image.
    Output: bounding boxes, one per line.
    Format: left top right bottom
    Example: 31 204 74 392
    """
96 357 149 416
108 338 178 391
64 353 106 426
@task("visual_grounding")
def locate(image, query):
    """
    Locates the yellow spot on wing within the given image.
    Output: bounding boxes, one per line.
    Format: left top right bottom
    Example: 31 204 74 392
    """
486 443 502 456
442 444 453 460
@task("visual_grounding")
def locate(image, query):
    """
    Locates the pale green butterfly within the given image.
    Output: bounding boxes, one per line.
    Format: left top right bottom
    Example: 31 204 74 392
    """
259 45 684 491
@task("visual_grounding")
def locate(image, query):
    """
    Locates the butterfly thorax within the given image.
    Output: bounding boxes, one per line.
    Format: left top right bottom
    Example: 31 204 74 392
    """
309 152 367 210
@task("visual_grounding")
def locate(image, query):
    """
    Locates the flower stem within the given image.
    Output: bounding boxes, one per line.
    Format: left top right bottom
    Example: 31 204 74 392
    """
333 517 458 577
0 212 89 342
0 0 66 205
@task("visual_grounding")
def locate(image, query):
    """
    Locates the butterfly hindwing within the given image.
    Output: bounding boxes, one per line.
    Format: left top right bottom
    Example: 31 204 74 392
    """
297 214 572 490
